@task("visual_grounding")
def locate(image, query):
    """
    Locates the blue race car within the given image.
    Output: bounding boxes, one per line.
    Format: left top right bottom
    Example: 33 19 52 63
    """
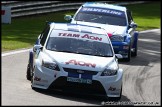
65 2 139 61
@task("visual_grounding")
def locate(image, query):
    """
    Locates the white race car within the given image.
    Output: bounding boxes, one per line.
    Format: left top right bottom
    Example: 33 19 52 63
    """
26 22 123 100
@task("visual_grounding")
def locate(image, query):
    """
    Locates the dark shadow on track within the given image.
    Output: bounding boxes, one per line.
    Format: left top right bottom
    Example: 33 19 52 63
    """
32 88 132 106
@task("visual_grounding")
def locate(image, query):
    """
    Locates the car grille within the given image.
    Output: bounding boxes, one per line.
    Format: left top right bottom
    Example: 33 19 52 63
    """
48 77 106 96
63 67 98 75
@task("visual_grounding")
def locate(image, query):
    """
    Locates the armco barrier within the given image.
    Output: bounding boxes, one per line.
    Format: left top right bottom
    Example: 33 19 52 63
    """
1 1 147 18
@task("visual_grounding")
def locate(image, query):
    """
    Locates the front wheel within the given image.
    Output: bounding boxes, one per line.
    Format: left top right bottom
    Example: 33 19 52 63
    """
26 63 34 81
131 41 138 57
124 45 131 62
26 64 31 80
131 31 138 57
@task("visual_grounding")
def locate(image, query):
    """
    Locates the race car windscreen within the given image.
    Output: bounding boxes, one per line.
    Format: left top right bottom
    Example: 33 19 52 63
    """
74 7 127 26
46 30 113 57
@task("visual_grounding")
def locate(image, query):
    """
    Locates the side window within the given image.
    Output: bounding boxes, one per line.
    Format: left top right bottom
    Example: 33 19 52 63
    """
40 25 50 46
127 10 133 25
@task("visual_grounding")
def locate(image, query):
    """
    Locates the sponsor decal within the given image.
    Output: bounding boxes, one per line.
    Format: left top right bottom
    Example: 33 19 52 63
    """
77 70 85 74
34 76 41 81
58 33 102 41
65 59 96 68
108 86 116 91
81 7 125 17
34 76 48 83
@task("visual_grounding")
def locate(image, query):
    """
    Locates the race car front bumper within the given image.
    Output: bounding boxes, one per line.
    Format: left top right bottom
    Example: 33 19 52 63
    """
32 63 123 98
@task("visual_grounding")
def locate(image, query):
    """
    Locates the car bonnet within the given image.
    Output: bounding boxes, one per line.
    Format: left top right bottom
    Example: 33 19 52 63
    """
45 50 114 72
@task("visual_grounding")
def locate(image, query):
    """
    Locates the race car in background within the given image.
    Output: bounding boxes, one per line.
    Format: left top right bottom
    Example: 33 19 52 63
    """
65 2 139 61
26 22 123 100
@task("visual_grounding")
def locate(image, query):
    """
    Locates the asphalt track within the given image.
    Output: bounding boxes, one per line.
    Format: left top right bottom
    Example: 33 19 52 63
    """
2 29 161 106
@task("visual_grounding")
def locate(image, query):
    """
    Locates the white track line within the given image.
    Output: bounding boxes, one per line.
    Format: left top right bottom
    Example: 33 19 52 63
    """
139 29 160 33
2 49 31 57
1 29 160 57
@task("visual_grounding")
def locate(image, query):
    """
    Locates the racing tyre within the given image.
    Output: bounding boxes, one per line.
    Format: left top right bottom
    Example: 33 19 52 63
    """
31 67 34 84
124 45 131 62
131 31 138 57
131 42 138 57
26 64 31 80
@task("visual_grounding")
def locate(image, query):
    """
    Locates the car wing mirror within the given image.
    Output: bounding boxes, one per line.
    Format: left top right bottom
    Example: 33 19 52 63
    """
130 22 138 28
115 54 123 59
64 15 72 21
33 44 43 52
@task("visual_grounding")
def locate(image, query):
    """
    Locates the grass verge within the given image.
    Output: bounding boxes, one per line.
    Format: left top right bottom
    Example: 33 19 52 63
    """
1 2 160 52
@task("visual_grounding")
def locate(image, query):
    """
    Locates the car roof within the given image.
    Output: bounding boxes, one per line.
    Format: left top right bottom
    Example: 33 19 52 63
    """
82 2 127 12
49 22 107 35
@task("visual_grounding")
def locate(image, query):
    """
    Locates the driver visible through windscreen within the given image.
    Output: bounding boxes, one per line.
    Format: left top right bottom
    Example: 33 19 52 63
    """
74 7 127 26
46 29 113 57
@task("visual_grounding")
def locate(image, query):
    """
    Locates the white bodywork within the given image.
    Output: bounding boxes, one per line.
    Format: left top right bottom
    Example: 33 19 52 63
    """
31 23 123 98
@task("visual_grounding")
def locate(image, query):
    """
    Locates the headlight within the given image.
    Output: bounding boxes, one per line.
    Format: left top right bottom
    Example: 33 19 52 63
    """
110 35 124 42
101 69 117 76
101 60 118 76
42 60 60 71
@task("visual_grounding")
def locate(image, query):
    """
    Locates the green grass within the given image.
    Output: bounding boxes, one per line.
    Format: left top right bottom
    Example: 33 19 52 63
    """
1 2 160 52
2 11 70 51
125 2 160 31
